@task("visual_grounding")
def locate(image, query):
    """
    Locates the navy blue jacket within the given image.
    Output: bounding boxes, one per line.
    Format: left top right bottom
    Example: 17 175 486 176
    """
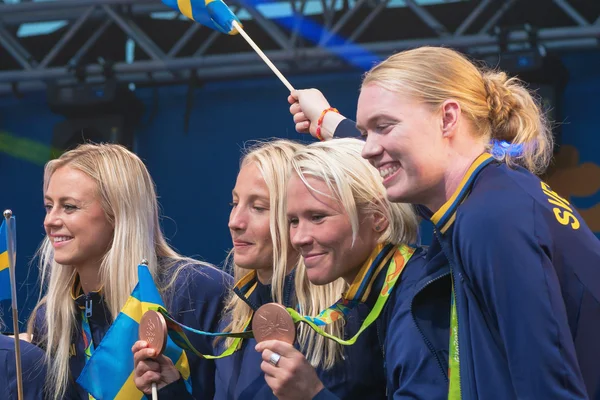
0 334 47 400
316 247 450 400
213 271 297 400
419 155 600 400
223 271 388 400
32 261 232 399
162 268 388 400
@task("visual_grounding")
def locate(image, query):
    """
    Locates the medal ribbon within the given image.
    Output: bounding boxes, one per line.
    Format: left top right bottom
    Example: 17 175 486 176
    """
73 277 98 400
156 243 414 353
448 284 461 400
80 312 96 400
152 271 259 359
286 243 414 345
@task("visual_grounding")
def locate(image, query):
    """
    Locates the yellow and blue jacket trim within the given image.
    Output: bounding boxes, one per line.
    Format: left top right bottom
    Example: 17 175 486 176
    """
431 153 494 234
76 265 191 399
0 218 13 302
162 0 242 35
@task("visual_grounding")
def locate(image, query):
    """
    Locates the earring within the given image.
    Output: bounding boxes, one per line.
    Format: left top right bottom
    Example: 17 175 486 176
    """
375 225 381 232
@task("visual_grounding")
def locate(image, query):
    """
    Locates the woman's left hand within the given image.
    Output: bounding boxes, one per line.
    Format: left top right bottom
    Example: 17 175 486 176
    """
256 340 325 400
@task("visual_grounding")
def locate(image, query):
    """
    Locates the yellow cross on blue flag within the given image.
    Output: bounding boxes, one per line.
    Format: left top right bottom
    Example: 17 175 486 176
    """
77 264 192 399
162 0 242 34
0 218 12 302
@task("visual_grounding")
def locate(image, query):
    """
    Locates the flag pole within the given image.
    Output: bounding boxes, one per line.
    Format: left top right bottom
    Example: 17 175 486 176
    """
232 20 295 92
4 209 23 400
139 258 158 400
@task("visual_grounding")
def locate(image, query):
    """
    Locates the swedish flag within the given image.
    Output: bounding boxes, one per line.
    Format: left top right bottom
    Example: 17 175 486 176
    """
0 218 11 302
162 0 241 35
77 264 192 399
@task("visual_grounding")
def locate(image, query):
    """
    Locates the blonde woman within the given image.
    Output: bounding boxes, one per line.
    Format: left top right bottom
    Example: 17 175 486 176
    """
28 143 232 400
134 139 395 399
257 138 448 399
291 46 600 399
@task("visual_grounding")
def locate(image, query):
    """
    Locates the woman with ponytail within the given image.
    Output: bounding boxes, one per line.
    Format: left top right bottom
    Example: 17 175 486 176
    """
290 46 600 399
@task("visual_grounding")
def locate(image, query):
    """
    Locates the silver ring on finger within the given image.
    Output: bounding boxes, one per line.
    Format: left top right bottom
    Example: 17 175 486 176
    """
268 352 282 367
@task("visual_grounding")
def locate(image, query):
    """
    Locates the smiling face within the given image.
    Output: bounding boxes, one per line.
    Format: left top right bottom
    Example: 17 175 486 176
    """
357 83 449 206
228 162 274 280
286 174 380 285
43 166 114 270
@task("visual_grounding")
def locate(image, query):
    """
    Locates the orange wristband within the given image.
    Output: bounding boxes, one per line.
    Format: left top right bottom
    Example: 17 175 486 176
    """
315 107 339 141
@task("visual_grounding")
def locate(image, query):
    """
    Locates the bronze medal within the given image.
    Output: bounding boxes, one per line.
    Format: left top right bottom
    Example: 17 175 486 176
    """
139 310 168 356
252 303 296 344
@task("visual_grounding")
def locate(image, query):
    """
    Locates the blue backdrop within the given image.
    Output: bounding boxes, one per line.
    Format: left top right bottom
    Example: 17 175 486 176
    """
1 50 599 330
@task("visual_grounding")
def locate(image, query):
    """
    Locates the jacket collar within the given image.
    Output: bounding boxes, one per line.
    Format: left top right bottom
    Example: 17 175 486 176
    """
419 153 494 235
71 275 111 322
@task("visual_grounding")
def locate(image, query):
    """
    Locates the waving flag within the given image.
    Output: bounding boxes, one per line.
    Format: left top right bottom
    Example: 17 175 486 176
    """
77 264 191 399
162 0 241 34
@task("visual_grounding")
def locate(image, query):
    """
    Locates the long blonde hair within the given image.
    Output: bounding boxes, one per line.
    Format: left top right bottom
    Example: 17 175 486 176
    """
289 138 419 367
363 46 553 175
221 139 346 370
27 143 212 399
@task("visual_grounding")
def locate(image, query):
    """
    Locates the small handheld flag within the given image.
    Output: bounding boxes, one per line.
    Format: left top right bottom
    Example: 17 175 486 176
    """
162 0 295 91
162 0 241 35
0 218 10 302
2 210 23 400
77 262 192 399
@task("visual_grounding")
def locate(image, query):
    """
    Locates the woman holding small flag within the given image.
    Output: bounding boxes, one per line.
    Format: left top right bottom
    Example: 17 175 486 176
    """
290 47 600 399
27 143 232 400
256 138 449 399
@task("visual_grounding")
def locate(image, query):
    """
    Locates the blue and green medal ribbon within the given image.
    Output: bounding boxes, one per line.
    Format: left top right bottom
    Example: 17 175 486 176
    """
288 243 414 345
156 243 415 355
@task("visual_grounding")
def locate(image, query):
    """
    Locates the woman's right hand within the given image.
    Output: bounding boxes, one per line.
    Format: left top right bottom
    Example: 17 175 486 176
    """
132 340 181 394
288 89 344 140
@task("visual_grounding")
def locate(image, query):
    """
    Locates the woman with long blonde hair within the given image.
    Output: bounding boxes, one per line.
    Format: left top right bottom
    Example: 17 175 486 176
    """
134 139 396 399
256 138 448 399
28 143 232 400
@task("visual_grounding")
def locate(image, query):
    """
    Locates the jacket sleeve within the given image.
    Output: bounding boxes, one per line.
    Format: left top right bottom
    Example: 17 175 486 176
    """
312 388 341 400
168 264 233 399
457 200 588 399
333 118 360 138
3 339 48 400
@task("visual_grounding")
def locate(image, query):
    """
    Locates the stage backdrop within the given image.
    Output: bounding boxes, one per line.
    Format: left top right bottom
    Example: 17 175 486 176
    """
0 50 599 331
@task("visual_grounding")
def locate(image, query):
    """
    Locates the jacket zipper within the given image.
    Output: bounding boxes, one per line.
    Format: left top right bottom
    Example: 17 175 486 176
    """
375 316 388 397
85 294 93 318
410 271 451 382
